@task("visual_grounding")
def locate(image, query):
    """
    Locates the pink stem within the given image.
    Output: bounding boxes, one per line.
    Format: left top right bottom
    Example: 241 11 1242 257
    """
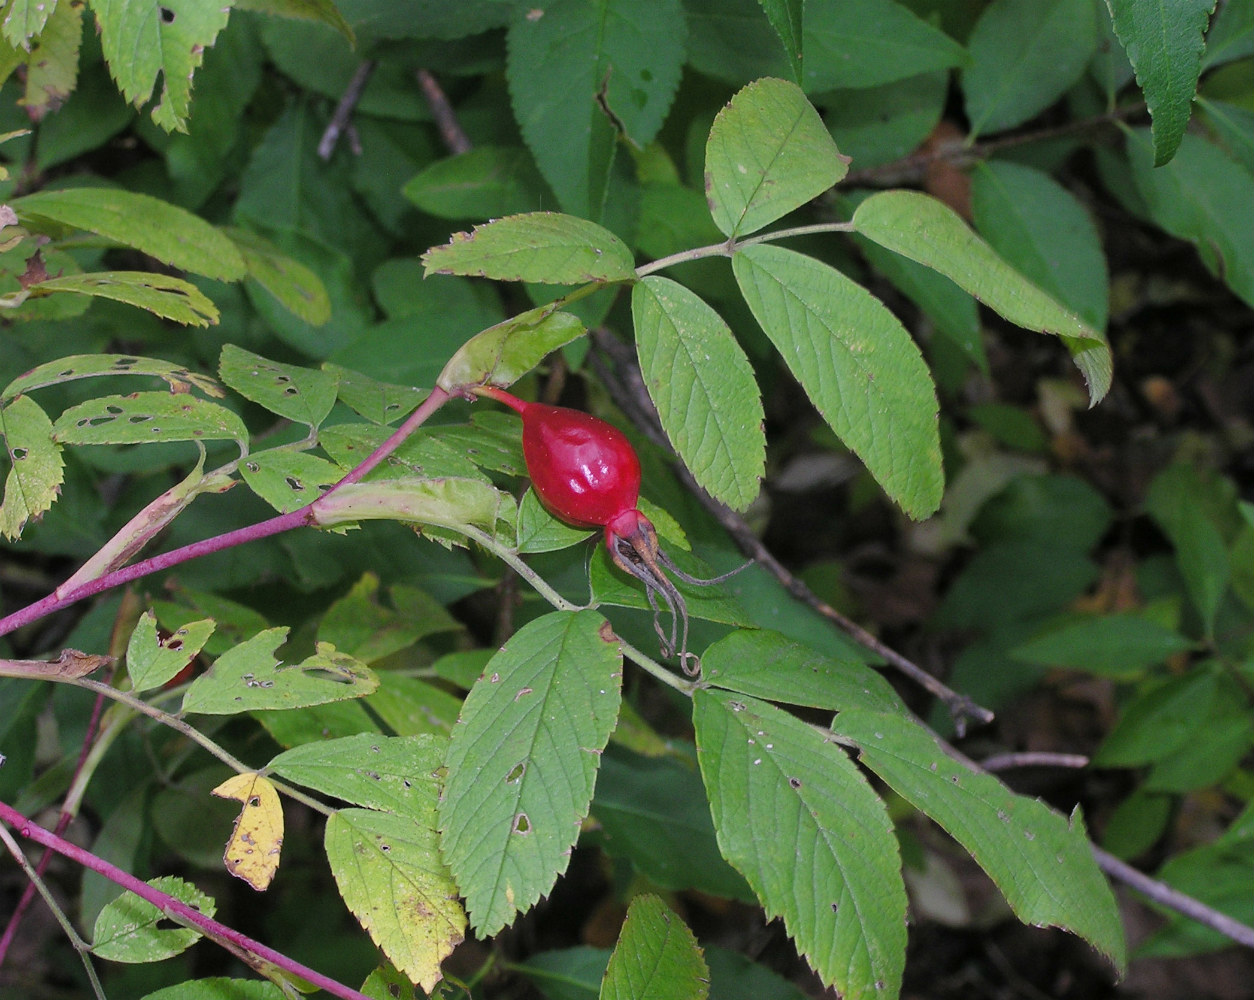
0 799 371 1000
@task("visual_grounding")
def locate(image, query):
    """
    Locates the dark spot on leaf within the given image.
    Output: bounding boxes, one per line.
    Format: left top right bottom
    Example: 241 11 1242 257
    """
285 476 304 490
248 796 260 808
160 6 174 23
597 620 617 643
789 777 801 789
246 462 259 472
831 901 839 912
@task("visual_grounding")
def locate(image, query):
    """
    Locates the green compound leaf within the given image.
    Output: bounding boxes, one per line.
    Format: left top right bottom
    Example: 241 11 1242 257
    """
227 226 332 325
832 709 1126 973
852 189 1112 403
693 690 906 1000
439 610 622 935
3 353 223 400
802 0 968 92
51 392 248 449
219 345 339 429
1107 0 1214 166
11 188 245 280
324 364 425 426
325 808 465 994
705 77 847 238
437 306 585 393
507 0 686 218
0 395 64 540
632 277 764 511
239 448 346 514
92 0 232 132
600 894 709 1000
91 876 215 962
963 0 1098 137
31 271 220 326
182 628 378 715
125 611 216 693
757 0 803 82
732 243 942 519
422 213 635 285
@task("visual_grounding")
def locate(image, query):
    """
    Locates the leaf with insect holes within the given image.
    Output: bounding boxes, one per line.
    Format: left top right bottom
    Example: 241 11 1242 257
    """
2 0 58 47
8 0 84 120
705 77 847 238
219 345 339 428
323 364 425 426
11 187 245 279
239 448 347 514
439 611 622 935
422 213 635 285
733 243 942 519
437 305 585 393
212 772 284 891
182 628 377 715
52 392 248 449
226 226 332 325
3 354 223 401
91 876 215 962
0 395 64 540
32 271 220 326
693 690 906 999
632 277 764 512
831 709 1126 972
852 189 1112 403
601 894 709 1000
326 808 465 994
125 611 216 693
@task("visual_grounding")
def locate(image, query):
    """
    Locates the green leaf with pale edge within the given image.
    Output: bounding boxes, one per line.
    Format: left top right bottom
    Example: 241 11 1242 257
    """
3 354 222 400
91 876 215 962
240 448 346 514
439 611 622 935
219 345 338 428
403 146 548 220
1107 0 1214 165
831 709 1126 971
422 213 635 285
963 0 1098 137
852 190 1112 403
437 306 585 393
311 477 507 536
507 0 686 218
732 243 942 518
701 629 904 715
234 0 353 41
632 277 764 511
52 392 248 448
324 364 425 426
705 77 847 238
801 0 968 92
0 395 63 540
32 271 219 326
325 808 465 994
227 227 332 325
270 733 445 817
92 0 232 131
182 628 378 715
693 690 906 999
757 0 802 82
125 611 215 693
600 894 709 1000
12 188 245 280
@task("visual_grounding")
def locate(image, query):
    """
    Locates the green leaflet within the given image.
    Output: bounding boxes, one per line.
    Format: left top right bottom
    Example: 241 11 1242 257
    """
732 243 943 519
507 0 686 218
323 364 425 426
233 0 354 41
125 612 216 693
403 146 548 220
436 306 585 393
91 876 214 962
311 476 508 537
33 271 220 326
3 354 223 400
51 392 249 449
0 394 64 540
11 188 245 281
422 213 635 285
325 808 465 993
239 448 346 514
757 0 803 82
705 77 847 238
438 610 622 935
227 227 332 325
962 0 1098 136
182 628 378 715
1 0 83 119
1012 613 1194 679
631 277 764 511
832 709 1126 972
852 189 1112 403
1107 0 1214 165
92 0 232 132
693 690 906 999
601 895 709 1000
219 345 339 428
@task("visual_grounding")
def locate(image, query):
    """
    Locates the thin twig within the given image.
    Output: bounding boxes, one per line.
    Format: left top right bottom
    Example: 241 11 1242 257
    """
319 60 376 160
589 329 994 734
980 751 1090 772
417 69 472 155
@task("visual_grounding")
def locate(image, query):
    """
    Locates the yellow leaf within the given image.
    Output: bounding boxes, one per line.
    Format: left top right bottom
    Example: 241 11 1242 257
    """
212 773 284 891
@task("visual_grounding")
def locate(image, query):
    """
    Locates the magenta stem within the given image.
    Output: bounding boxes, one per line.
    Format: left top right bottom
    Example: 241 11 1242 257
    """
0 799 370 1000
0 387 453 640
